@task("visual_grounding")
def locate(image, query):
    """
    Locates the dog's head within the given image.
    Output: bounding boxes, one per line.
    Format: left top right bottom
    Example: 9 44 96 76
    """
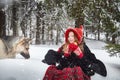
14 37 31 59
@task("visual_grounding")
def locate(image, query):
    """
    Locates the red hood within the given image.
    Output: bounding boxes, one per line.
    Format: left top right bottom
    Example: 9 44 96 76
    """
65 25 83 44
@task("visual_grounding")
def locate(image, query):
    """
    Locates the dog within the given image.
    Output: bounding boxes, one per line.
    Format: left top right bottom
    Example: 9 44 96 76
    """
0 36 31 59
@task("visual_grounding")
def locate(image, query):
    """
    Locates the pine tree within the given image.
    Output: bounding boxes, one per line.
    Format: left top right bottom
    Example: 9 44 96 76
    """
105 43 120 57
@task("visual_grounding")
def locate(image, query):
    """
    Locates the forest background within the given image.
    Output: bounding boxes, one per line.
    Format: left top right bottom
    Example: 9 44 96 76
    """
0 0 120 56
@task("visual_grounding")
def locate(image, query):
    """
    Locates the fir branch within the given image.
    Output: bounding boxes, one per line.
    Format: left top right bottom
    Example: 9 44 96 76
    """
105 43 120 57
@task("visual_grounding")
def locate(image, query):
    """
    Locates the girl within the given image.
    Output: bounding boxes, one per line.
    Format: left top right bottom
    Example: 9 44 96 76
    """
42 25 107 80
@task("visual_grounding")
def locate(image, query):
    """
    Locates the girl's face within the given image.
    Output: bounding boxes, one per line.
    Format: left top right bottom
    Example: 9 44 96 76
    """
68 31 75 43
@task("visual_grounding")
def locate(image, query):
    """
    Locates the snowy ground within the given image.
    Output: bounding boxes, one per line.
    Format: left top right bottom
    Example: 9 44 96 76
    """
0 39 120 80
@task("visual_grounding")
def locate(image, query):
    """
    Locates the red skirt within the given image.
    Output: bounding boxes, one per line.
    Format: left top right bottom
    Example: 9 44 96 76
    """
43 65 91 80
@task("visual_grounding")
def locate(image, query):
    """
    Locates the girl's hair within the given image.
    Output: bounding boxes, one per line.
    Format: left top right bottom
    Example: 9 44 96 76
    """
79 37 84 53
62 31 84 53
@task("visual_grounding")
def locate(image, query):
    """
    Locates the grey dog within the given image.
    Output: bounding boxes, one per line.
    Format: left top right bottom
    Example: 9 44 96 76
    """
0 36 31 59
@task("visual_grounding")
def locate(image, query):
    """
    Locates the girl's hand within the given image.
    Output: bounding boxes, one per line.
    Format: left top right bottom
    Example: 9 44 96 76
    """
68 43 84 58
68 43 78 51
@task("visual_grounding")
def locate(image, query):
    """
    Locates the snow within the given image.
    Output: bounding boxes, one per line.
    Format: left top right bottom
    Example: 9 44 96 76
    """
0 39 120 80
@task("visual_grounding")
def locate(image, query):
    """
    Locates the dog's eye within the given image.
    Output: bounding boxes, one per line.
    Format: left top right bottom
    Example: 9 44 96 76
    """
26 48 29 50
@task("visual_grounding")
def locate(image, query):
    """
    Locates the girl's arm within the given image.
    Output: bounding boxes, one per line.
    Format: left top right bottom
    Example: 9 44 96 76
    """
42 49 62 65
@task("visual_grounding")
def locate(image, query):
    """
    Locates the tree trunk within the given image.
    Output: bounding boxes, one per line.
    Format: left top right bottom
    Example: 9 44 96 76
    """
105 33 109 42
56 27 60 45
75 17 84 28
35 16 41 44
85 32 88 37
50 26 53 44
29 15 32 38
97 25 100 40
12 3 18 36
0 10 6 37
41 20 45 44
111 35 116 44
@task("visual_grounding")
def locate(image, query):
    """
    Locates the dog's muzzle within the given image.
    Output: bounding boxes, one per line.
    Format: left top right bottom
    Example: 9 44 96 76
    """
20 52 30 59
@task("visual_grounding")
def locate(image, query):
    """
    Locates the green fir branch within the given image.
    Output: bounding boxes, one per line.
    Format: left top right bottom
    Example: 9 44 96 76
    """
105 43 120 57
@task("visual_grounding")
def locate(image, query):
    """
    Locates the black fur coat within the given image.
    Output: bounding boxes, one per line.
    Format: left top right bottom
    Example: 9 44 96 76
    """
42 43 107 77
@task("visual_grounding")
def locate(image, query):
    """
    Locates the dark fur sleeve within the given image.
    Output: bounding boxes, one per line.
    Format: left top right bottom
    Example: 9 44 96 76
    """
42 49 62 65
83 43 97 62
83 43 107 77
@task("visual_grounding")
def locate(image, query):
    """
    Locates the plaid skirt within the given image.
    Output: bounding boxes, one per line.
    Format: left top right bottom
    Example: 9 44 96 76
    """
43 65 91 80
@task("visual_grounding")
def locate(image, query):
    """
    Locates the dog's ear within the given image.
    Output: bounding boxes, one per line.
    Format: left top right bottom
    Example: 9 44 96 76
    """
18 38 26 45
26 38 33 44
26 38 32 42
25 38 32 44
27 38 32 42
18 37 32 45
